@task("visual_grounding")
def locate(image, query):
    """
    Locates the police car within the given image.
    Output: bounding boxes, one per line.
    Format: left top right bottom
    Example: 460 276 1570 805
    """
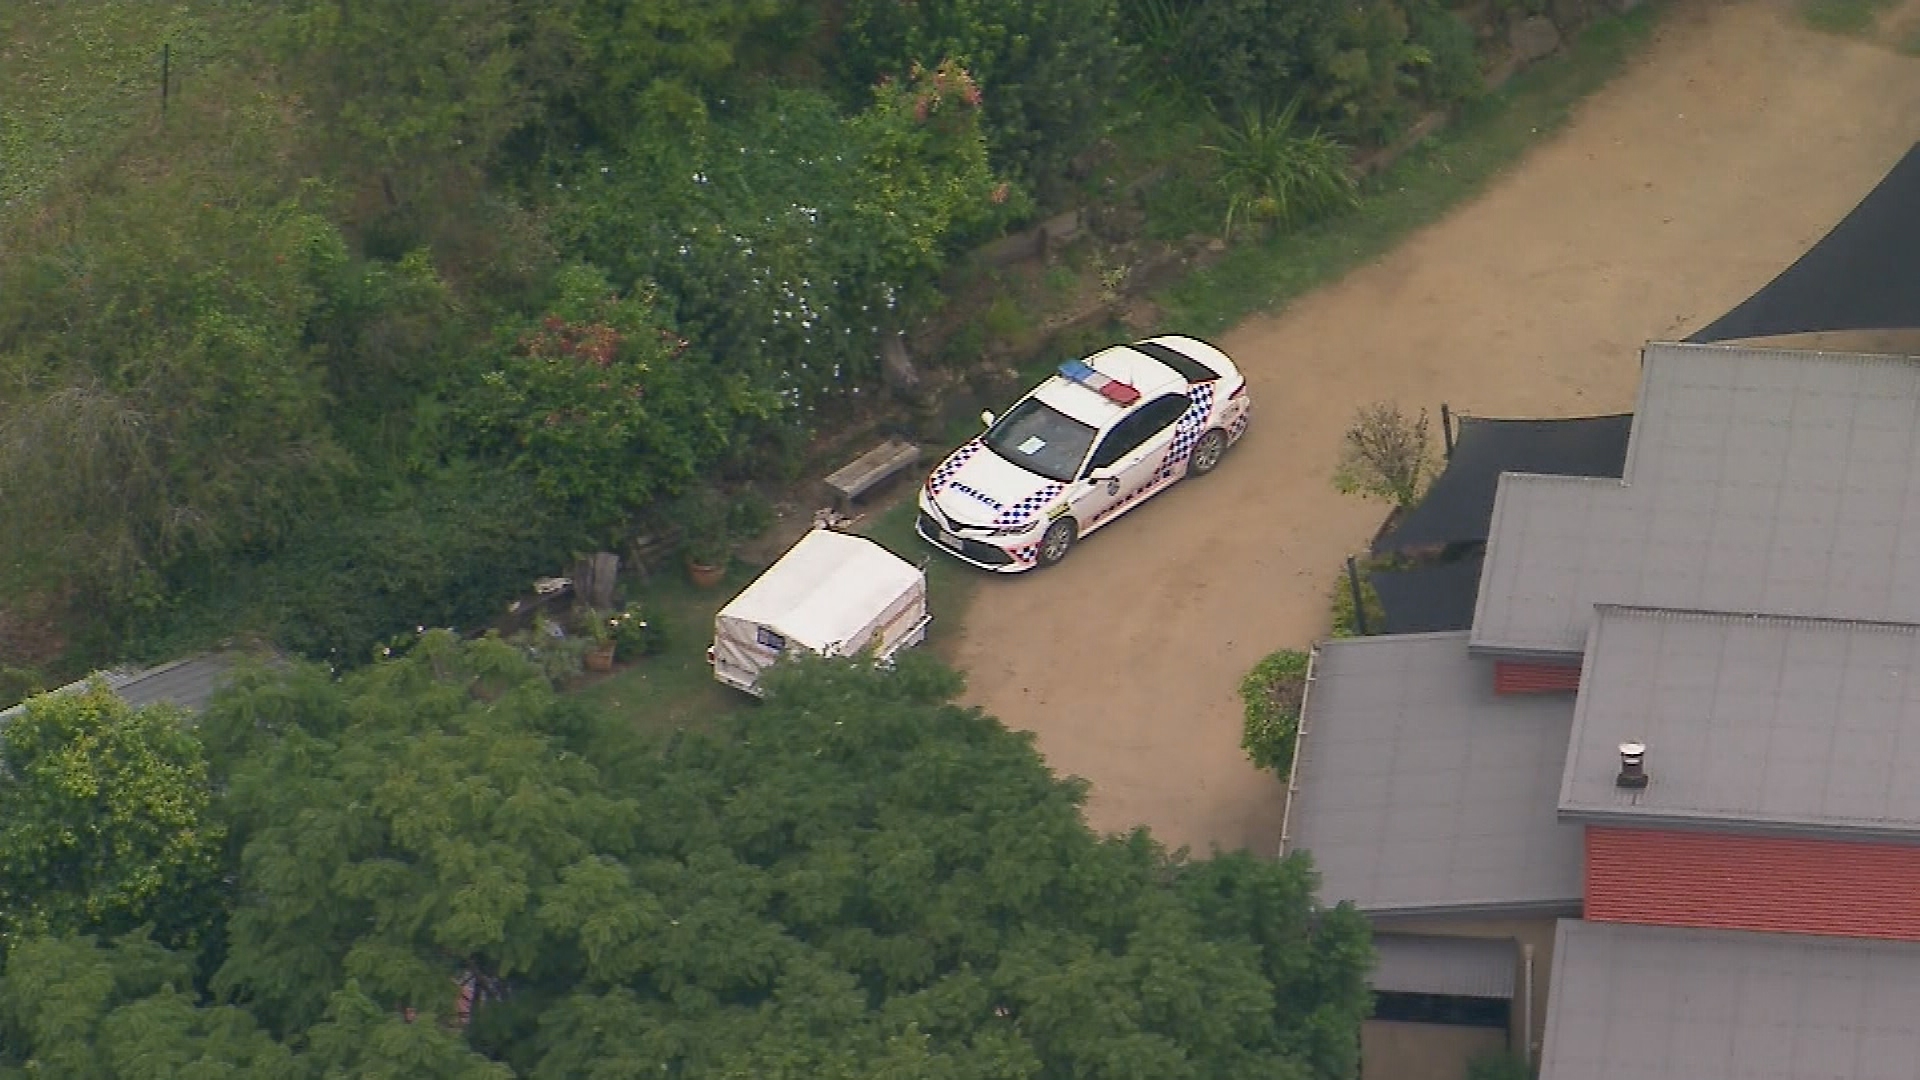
917 335 1251 571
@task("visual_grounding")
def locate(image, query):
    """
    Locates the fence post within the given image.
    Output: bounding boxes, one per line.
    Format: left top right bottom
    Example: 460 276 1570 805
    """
1346 556 1370 637
1440 403 1455 459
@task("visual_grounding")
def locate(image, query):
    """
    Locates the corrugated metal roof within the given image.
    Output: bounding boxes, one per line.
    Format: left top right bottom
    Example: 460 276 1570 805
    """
1540 919 1920 1080
1282 632 1583 915
1371 933 1517 999
0 652 243 724
1473 342 1920 656
1584 826 1920 940
1562 607 1920 836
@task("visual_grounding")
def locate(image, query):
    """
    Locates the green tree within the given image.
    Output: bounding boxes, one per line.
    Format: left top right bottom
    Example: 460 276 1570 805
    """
524 654 1373 1077
186 639 1370 1074
0 933 505 1080
202 633 647 1037
0 933 296 1080
0 686 226 954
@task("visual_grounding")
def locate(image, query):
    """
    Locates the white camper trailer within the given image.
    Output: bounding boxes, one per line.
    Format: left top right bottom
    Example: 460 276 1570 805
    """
708 528 931 697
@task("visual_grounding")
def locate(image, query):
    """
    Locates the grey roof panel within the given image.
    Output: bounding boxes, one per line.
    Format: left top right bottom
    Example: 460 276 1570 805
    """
1371 933 1516 999
1283 633 1583 914
109 653 240 714
1562 608 1920 834
1540 920 1920 1080
1473 343 1920 655
0 652 244 723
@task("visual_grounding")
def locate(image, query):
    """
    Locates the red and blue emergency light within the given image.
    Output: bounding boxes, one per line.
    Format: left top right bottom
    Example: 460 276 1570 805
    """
1058 359 1141 405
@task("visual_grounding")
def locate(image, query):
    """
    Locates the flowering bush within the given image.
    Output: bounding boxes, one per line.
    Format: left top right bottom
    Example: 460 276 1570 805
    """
553 67 1013 418
607 602 663 657
462 264 775 530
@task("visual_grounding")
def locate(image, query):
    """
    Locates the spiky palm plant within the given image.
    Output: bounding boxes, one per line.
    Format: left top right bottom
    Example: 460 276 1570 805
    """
1202 96 1359 239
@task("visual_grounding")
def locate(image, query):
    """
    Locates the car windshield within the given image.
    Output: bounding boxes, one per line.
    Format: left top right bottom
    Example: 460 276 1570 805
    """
982 396 1098 483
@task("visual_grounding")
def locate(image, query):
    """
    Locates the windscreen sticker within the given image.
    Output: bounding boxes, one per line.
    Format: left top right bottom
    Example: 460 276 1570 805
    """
1017 435 1047 455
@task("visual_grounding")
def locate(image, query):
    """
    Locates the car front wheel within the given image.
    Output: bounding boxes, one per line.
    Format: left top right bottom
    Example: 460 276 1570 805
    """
1038 519 1077 567
1187 428 1229 476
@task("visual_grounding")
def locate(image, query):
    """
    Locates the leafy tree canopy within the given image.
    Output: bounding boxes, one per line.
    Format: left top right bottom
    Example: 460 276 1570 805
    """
164 636 1372 1075
0 684 225 954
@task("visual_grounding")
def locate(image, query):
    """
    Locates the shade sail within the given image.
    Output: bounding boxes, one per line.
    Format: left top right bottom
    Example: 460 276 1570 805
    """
1372 553 1486 635
1689 142 1920 343
1374 414 1632 553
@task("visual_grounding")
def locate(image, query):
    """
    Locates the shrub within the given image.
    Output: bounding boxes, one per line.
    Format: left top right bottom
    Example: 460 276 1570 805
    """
674 486 736 568
727 489 777 543
462 264 772 531
1333 402 1436 508
1330 564 1386 638
0 667 43 713
836 0 1131 199
1408 0 1486 105
138 464 575 668
1128 0 1452 143
607 602 666 658
1203 97 1359 238
554 73 1010 418
0 173 356 606
1241 649 1310 773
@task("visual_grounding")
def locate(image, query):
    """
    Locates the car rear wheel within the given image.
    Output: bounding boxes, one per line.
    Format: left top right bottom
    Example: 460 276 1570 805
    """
1038 519 1077 567
1187 428 1229 476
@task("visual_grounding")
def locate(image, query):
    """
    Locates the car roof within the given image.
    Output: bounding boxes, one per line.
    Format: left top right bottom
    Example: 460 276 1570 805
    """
1029 346 1187 427
1131 335 1240 382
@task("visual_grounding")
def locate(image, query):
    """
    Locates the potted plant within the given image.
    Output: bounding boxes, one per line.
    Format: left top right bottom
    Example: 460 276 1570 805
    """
578 607 617 672
676 487 732 588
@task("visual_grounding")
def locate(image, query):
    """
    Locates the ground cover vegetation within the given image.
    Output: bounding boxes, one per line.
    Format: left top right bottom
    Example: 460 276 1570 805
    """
1 0 1500 689
0 642 1376 1078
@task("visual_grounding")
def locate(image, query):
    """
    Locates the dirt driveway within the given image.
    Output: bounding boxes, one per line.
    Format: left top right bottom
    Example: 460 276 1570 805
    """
952 0 1920 856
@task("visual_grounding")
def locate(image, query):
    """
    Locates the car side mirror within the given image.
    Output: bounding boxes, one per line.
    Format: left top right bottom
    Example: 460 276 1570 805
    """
980 410 996 429
1084 466 1115 483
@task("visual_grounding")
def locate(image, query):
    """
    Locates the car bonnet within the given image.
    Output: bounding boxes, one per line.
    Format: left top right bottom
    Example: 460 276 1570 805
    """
925 439 1068 530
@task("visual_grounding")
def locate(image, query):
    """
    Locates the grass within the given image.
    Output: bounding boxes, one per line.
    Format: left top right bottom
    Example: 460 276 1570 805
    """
857 496 983 657
1158 5 1663 334
568 559 759 736
1799 0 1898 35
0 0 248 227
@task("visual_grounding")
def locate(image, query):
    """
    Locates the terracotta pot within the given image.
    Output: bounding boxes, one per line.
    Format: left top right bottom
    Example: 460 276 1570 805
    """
584 643 616 672
686 559 726 588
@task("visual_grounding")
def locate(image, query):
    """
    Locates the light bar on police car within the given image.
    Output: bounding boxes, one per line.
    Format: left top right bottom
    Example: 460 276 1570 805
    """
1057 359 1141 405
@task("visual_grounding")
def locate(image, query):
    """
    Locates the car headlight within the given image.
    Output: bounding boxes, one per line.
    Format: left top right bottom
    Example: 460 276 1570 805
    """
990 519 1044 537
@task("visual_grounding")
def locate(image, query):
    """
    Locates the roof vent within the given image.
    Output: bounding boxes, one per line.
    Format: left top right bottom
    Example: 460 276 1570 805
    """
1616 741 1649 790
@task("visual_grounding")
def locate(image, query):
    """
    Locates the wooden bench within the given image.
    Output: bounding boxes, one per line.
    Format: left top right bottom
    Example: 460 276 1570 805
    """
824 437 922 512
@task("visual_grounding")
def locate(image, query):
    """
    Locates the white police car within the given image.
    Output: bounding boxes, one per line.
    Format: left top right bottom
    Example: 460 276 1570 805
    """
917 335 1251 571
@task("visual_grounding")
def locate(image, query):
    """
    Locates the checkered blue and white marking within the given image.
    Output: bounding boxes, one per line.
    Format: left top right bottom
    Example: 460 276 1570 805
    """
926 439 984 495
992 484 1066 529
1158 383 1216 480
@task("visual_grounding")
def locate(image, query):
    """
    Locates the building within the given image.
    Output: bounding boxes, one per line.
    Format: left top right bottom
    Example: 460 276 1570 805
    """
1282 342 1920 1080
0 651 247 724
